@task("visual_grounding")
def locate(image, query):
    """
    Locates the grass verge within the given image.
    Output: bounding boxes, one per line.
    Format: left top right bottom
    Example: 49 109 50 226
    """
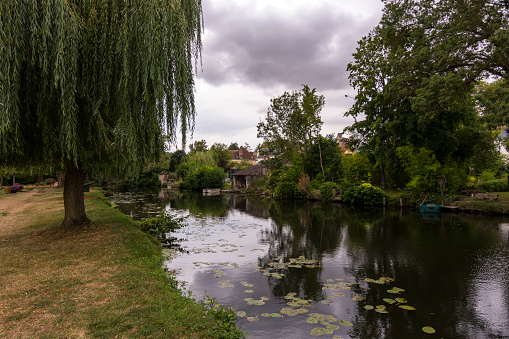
0 187 244 338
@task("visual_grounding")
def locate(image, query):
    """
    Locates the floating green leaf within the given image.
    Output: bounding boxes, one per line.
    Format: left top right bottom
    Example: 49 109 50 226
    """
332 292 345 297
399 305 416 311
395 298 407 304
383 298 396 304
339 320 353 327
364 305 374 310
271 313 283 318
307 317 319 324
247 316 259 322
281 307 299 316
352 294 365 302
310 327 326 336
240 281 254 287
244 290 254 293
422 326 435 334
261 313 271 317
326 324 339 331
236 311 246 317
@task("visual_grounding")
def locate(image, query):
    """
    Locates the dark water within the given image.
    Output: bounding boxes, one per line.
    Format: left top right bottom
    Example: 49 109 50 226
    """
113 189 509 339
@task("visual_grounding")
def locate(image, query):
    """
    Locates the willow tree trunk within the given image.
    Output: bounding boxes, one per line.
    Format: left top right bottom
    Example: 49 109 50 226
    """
62 166 90 228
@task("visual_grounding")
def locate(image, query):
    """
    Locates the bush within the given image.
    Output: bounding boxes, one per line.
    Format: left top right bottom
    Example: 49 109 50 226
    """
273 165 306 200
274 181 305 200
341 183 386 205
319 181 339 201
180 165 226 191
477 179 509 192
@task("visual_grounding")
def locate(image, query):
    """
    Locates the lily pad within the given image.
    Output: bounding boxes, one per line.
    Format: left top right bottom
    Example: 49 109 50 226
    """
271 313 283 318
307 317 319 324
261 313 271 317
383 298 396 304
247 316 259 322
352 294 365 302
310 327 326 336
364 305 374 310
244 290 254 293
281 307 299 316
333 292 345 297
339 320 353 327
422 326 436 334
236 311 246 317
399 305 416 311
395 297 407 304
240 282 254 287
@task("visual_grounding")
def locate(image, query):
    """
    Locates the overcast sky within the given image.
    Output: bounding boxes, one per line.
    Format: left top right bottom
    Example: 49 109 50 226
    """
177 0 385 151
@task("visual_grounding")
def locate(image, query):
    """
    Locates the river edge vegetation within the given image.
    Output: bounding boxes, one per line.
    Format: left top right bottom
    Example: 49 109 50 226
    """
0 187 245 338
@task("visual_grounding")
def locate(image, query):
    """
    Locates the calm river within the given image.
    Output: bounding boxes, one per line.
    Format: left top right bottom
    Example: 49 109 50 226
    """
113 188 509 339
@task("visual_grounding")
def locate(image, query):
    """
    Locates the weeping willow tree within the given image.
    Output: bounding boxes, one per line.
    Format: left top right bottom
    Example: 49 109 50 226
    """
0 0 203 227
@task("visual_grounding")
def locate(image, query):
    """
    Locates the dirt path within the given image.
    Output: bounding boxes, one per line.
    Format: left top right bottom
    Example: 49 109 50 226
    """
0 187 64 237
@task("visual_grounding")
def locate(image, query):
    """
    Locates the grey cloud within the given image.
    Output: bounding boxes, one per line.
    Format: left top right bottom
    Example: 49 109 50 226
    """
199 1 380 91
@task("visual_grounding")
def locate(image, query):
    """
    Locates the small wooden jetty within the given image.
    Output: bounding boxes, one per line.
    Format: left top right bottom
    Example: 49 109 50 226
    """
203 188 221 196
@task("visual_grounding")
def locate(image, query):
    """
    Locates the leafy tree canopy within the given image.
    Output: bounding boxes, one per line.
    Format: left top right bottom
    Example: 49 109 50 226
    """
0 0 203 226
189 139 208 154
346 0 505 188
257 84 324 159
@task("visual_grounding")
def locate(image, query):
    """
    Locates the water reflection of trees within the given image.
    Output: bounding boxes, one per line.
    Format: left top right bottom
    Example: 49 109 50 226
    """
344 212 509 339
256 201 350 302
166 192 231 218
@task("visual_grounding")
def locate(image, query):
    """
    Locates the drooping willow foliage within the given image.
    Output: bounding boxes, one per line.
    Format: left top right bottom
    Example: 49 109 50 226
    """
0 0 202 176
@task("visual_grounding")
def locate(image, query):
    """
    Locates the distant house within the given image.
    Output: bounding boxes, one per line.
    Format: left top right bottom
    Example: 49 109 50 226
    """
232 165 268 189
158 171 168 185
230 146 257 164
336 133 354 155
498 127 508 159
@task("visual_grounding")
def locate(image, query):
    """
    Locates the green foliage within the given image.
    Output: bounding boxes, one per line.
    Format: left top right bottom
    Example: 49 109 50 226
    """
209 143 233 168
180 166 226 191
475 80 509 130
169 150 186 173
397 146 466 193
318 182 339 201
0 0 202 176
478 170 497 183
200 297 246 339
257 85 324 161
303 135 343 182
138 212 185 238
342 183 386 206
267 170 282 190
185 151 216 168
189 140 208 153
345 0 506 189
477 180 509 192
273 165 306 200
342 153 371 185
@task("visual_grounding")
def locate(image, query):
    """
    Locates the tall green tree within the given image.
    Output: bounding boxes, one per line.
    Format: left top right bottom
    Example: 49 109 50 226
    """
346 0 506 188
257 85 324 160
0 0 203 227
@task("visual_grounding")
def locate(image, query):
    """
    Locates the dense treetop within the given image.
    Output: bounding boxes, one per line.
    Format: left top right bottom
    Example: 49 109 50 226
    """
0 0 203 176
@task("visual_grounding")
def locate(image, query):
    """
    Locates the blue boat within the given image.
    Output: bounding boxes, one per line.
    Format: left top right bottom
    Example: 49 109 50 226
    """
420 203 441 213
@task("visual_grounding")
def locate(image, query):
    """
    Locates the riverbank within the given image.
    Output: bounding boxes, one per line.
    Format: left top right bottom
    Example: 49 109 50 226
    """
0 187 243 338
